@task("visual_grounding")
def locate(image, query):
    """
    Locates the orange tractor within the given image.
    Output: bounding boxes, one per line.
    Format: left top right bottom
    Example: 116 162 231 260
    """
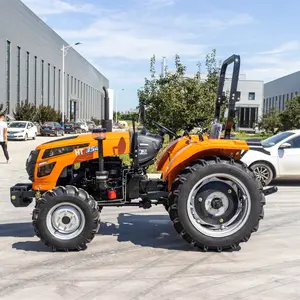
10 54 277 252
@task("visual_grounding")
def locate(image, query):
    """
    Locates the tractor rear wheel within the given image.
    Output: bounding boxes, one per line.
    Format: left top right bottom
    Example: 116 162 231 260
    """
32 185 100 251
168 156 265 252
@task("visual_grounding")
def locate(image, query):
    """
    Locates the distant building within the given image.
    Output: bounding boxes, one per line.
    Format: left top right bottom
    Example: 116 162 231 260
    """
263 71 300 115
0 0 109 121
223 75 264 131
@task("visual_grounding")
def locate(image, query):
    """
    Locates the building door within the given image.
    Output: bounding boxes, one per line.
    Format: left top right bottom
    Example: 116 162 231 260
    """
238 107 258 128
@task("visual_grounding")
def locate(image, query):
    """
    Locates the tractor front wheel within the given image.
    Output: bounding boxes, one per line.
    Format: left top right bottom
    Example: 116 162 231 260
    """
32 185 100 251
168 157 265 252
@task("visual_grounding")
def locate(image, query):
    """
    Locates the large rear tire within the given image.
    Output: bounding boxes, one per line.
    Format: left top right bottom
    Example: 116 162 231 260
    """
168 156 265 252
32 185 100 251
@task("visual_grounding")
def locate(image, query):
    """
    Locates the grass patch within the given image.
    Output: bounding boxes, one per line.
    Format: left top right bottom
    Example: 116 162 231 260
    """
235 131 272 140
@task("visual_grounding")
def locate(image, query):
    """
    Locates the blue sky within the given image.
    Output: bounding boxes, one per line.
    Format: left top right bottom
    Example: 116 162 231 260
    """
21 0 300 112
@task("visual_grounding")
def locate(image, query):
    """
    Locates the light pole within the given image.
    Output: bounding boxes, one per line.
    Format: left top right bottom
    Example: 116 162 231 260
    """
61 42 81 127
115 88 124 123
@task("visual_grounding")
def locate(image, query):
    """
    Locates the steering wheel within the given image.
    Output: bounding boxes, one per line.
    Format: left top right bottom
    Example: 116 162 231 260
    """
152 121 177 137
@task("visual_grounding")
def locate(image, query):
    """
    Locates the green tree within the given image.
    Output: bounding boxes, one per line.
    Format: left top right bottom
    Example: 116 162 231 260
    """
34 105 59 124
137 49 223 133
13 101 37 121
259 108 281 134
280 95 300 130
0 103 5 114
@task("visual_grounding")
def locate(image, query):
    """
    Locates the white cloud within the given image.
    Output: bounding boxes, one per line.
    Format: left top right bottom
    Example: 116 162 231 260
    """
21 0 100 16
243 41 300 82
257 41 300 55
21 0 259 87
56 11 254 61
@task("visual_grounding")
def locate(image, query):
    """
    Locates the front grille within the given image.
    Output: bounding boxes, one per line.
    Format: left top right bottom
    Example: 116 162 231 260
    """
26 150 40 181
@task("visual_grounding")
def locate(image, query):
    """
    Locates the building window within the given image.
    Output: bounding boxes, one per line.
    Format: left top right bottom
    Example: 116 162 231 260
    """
58 69 61 111
17 46 21 106
34 56 37 106
295 91 298 96
71 76 73 94
48 63 50 105
282 94 285 110
291 92 294 99
279 95 282 111
248 92 255 100
41 60 44 105
78 80 80 97
53 66 56 108
26 51 29 103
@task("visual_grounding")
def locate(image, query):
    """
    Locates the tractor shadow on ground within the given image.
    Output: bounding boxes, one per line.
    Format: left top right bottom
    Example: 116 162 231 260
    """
0 222 52 252
4 214 241 253
98 213 241 253
271 179 300 186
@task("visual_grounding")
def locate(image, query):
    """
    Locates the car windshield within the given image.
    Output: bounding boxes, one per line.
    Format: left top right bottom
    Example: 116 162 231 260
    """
261 131 295 148
8 122 26 128
43 122 54 126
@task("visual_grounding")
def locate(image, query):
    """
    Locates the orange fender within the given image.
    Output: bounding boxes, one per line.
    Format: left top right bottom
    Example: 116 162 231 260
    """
158 137 250 191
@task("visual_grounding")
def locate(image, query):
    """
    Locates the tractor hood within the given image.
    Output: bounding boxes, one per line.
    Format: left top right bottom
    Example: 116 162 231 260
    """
35 132 131 157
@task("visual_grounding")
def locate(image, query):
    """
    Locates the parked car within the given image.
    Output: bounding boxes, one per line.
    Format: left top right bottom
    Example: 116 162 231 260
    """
86 120 96 131
40 122 64 136
241 129 300 185
78 121 89 133
64 122 82 134
7 121 37 141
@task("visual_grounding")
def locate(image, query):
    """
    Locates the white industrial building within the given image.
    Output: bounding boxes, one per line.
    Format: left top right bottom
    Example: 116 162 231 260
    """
223 75 264 131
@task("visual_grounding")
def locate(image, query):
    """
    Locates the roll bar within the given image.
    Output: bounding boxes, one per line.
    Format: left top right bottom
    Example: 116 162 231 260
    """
213 54 241 139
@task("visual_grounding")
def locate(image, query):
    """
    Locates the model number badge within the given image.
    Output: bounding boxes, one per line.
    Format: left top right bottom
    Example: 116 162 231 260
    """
74 146 98 156
86 146 98 153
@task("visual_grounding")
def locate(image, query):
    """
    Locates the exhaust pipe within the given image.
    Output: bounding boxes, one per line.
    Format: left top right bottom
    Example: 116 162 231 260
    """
101 86 112 132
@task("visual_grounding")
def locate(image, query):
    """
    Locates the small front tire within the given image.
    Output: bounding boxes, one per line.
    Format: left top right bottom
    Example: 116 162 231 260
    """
32 185 100 251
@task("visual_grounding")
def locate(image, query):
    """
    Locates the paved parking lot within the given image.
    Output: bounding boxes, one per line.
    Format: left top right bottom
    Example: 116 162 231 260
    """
1 137 300 300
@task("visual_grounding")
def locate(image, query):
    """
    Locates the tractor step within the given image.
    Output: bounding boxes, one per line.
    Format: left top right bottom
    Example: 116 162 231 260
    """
262 186 278 196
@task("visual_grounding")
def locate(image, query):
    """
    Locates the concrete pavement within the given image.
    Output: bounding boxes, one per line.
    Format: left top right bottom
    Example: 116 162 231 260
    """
1 136 300 299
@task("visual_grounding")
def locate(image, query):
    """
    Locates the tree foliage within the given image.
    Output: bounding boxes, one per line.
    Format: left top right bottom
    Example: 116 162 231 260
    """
12 101 64 124
259 95 300 133
34 106 61 124
280 95 300 130
13 101 37 121
258 108 281 134
137 49 224 133
0 103 5 114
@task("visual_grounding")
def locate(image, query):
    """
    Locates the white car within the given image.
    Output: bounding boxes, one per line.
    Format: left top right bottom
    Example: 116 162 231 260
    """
7 121 38 141
241 129 300 185
78 121 89 133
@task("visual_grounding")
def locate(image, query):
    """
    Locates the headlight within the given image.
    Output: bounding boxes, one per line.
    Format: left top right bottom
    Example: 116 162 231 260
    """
37 162 56 177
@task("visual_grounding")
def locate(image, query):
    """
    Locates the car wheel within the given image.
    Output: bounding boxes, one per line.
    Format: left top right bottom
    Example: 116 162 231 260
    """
33 133 36 140
250 162 273 186
24 134 28 141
